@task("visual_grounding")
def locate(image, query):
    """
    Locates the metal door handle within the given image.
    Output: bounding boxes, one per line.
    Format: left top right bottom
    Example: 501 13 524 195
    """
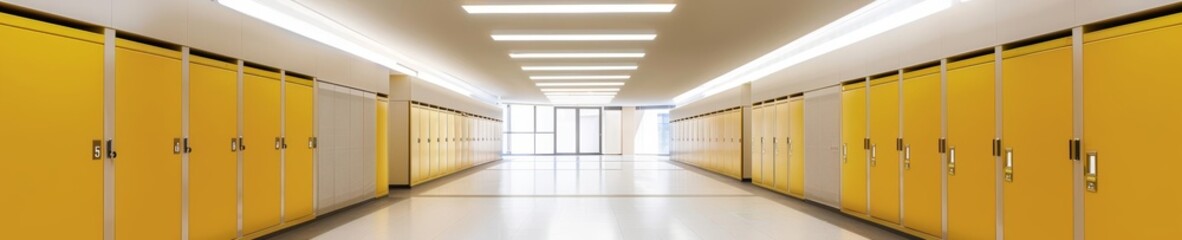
184 138 192 153
870 144 877 167
238 137 246 151
1086 152 1098 192
947 147 956 176
1004 148 1014 182
841 144 847 163
107 139 117 159
904 144 911 170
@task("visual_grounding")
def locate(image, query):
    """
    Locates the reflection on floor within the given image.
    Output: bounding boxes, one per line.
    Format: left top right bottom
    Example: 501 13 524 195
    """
264 155 914 240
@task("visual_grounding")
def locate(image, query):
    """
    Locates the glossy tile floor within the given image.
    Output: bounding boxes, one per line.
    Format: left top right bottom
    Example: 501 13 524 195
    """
265 156 914 240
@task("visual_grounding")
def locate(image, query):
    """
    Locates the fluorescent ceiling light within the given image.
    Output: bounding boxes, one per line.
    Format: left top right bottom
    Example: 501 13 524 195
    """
522 66 638 71
531 75 630 80
492 34 656 41
463 4 677 14
673 0 953 104
510 52 646 59
545 92 617 96
541 88 619 92
216 0 482 97
536 82 626 87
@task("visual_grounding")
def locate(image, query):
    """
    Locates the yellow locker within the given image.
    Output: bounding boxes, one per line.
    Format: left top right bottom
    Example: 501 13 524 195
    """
1084 14 1182 239
114 39 183 239
775 102 790 193
410 106 421 184
188 56 239 240
763 103 775 186
841 82 869 214
901 66 941 236
788 98 805 197
869 75 900 224
243 67 282 234
752 105 765 184
947 51 997 240
284 76 316 221
429 109 440 177
447 112 457 172
420 106 431 181
730 111 741 177
0 13 104 239
376 99 389 197
1001 38 1074 239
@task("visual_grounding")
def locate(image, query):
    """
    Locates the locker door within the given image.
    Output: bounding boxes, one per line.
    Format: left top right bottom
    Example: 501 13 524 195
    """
284 77 316 221
1084 15 1182 239
841 83 868 214
420 107 431 180
429 109 440 177
763 104 775 186
734 111 743 178
869 76 900 223
752 106 764 184
376 99 389 196
775 102 790 192
947 52 997 240
446 113 455 172
788 98 806 197
188 57 239 240
901 66 941 236
114 39 183 239
0 14 104 239
410 106 421 183
1000 38 1074 239
243 68 283 234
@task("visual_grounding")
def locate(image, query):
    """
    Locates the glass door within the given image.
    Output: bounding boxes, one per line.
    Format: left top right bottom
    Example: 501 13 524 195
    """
556 108 578 154
578 108 602 154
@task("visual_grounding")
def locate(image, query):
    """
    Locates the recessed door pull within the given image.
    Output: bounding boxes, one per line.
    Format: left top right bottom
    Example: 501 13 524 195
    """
1086 152 1098 192
904 144 911 170
947 147 956 176
1004 148 1014 182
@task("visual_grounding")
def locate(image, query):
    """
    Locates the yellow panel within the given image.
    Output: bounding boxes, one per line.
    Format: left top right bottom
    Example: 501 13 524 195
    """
420 107 431 181
775 102 790 192
947 54 996 240
410 107 421 184
1002 41 1074 239
243 71 282 234
752 106 765 184
901 67 942 236
444 113 454 173
114 42 182 240
284 81 315 221
763 104 775 186
869 76 900 224
189 58 239 240
841 85 868 214
1084 11 1182 43
376 100 389 197
1084 18 1182 239
0 18 103 239
788 99 805 197
430 109 440 177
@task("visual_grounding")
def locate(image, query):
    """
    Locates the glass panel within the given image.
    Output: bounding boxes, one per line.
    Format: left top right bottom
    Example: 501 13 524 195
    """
556 109 577 153
535 134 555 154
636 108 671 154
509 104 534 132
536 106 554 132
579 109 601 153
603 110 622 154
509 133 534 154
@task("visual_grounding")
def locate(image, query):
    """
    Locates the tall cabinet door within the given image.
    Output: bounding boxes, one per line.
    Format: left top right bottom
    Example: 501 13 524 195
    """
429 109 440 177
763 104 775 186
788 98 806 197
284 77 316 221
841 83 869 214
752 106 765 184
1002 38 1074 239
0 14 104 239
901 66 941 236
243 68 283 234
947 52 997 240
869 76 900 224
188 57 239 240
1084 15 1182 239
775 102 790 192
410 106 421 184
376 99 389 196
114 40 183 239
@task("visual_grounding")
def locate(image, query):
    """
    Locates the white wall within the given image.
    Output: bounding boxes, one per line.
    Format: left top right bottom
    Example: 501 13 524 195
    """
4 0 391 94
409 76 502 119
803 86 842 208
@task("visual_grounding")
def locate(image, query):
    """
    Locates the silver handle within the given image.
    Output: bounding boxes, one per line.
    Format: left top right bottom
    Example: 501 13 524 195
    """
1086 152 1098 192
841 144 848 163
904 144 911 170
947 147 956 176
870 144 877 167
1004 148 1014 182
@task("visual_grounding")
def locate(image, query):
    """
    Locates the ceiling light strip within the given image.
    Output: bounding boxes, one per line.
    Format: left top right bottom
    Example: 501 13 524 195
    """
510 52 646 59
462 4 677 14
522 66 639 71
530 75 630 80
540 88 620 92
492 34 656 41
535 82 626 87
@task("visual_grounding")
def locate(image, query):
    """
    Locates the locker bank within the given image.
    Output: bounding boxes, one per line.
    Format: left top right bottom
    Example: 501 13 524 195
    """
1 0 1179 239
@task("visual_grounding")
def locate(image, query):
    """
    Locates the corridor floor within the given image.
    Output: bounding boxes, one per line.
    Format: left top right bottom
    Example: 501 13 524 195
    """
265 156 913 240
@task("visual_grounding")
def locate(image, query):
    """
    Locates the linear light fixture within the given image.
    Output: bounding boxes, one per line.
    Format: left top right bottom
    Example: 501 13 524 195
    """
531 75 630 80
510 52 646 59
463 4 677 14
541 88 619 92
492 34 657 41
522 66 639 71
217 0 479 97
672 0 953 104
535 82 626 87
545 92 618 96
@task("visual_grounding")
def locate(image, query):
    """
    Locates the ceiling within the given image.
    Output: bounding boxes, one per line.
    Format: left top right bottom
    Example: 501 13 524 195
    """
295 0 871 106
